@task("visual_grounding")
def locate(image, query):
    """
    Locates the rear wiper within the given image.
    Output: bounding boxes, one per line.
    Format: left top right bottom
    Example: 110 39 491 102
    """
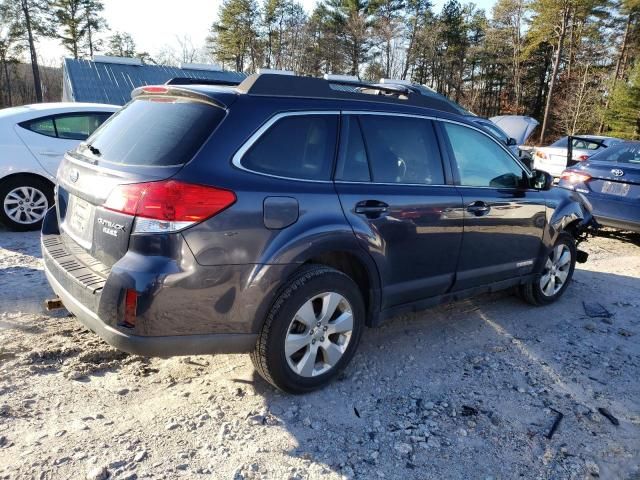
86 144 101 156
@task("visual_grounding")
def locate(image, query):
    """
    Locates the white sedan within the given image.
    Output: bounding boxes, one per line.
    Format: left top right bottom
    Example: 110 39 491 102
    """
0 102 118 230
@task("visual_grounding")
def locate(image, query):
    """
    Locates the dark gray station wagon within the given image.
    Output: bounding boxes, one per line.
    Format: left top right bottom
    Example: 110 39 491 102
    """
42 73 595 392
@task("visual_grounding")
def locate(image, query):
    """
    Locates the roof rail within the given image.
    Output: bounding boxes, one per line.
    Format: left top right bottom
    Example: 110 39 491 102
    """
165 77 242 87
257 68 294 76
235 73 463 114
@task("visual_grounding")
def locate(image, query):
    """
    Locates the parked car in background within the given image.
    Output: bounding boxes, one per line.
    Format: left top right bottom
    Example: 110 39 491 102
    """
558 141 640 233
533 135 623 178
0 103 118 231
42 73 595 393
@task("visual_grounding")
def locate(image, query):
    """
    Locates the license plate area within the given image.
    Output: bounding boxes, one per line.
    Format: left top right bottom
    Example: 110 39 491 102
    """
62 195 95 248
601 181 630 197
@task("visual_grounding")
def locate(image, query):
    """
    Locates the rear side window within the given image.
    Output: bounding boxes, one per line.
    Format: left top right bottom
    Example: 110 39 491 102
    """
83 98 224 166
55 113 112 140
22 118 56 137
20 113 111 140
335 116 370 182
241 115 338 181
357 115 444 185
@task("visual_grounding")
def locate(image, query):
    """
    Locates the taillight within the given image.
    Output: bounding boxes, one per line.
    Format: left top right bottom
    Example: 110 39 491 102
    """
578 155 590 161
560 170 591 184
104 180 236 233
535 151 548 160
122 289 138 328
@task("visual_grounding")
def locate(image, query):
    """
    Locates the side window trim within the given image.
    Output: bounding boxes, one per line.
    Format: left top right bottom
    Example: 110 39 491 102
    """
232 110 340 183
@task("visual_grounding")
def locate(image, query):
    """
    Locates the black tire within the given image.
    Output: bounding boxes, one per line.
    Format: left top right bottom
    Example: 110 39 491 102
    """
250 264 365 393
519 233 577 306
0 175 53 232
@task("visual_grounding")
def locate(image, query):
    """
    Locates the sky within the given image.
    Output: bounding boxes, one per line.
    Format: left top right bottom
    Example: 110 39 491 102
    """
39 0 498 64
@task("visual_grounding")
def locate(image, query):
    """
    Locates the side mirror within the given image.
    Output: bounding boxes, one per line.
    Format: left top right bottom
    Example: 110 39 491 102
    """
531 169 552 190
507 137 518 146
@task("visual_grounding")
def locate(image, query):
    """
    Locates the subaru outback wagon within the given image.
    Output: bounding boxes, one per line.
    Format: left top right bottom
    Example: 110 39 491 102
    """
42 73 594 393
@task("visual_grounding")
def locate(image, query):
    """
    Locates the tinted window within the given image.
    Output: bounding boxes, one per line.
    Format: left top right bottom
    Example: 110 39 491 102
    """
82 98 224 166
54 113 112 140
590 143 640 164
443 122 525 188
358 115 444 185
22 118 56 137
335 116 370 182
551 136 604 150
242 115 338 180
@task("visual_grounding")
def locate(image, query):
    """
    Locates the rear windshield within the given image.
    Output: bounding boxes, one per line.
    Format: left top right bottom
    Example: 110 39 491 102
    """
81 98 224 166
590 143 640 164
551 137 603 150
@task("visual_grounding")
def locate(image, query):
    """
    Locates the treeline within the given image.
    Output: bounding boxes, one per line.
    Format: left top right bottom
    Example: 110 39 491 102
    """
208 0 640 140
1 0 639 141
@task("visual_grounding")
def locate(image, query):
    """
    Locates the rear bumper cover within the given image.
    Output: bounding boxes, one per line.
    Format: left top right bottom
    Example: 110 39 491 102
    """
45 264 257 357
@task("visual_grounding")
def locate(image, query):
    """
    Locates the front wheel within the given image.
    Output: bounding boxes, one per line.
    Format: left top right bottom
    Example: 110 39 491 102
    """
0 176 53 231
250 265 365 393
519 233 577 305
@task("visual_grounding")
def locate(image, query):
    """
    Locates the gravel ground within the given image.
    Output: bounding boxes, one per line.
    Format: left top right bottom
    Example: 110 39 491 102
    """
0 226 639 480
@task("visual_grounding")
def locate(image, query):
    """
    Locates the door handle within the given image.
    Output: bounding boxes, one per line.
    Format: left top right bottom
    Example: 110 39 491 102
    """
39 150 60 157
355 200 388 217
466 201 491 216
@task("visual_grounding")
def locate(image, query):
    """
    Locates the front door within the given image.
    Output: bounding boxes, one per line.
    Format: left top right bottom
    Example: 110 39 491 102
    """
334 114 463 308
438 121 546 290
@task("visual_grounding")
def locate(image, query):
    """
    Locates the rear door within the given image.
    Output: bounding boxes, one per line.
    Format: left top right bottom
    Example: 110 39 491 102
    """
334 113 463 308
16 112 112 176
439 120 546 290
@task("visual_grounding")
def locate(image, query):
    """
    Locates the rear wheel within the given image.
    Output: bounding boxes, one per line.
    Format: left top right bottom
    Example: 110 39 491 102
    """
250 265 365 393
0 176 53 231
519 233 576 305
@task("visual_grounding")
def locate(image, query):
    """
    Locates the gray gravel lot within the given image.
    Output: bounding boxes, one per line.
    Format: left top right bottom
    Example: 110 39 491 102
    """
0 227 639 479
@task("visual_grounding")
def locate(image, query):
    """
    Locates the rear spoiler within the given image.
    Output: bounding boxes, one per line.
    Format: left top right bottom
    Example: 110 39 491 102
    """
131 85 228 109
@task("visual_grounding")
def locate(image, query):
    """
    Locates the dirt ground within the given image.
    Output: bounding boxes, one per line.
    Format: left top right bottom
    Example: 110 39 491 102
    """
0 226 639 480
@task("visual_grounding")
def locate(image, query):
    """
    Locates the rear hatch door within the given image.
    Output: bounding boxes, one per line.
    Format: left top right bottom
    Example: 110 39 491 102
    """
56 90 228 267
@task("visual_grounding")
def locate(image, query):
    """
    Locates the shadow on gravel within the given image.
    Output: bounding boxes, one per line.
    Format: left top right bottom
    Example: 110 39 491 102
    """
224 268 640 479
596 228 640 246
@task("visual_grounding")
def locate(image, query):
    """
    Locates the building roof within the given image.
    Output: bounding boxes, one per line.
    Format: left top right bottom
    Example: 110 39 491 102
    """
63 58 246 106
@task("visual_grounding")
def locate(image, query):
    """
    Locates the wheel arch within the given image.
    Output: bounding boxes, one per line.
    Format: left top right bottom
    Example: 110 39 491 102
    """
0 171 55 191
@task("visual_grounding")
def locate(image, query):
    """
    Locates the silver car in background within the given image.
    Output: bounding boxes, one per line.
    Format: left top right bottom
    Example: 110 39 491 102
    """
533 135 623 178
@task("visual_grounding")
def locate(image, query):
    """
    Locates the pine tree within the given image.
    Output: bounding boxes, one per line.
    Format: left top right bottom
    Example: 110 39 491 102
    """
1 0 53 103
52 0 86 59
606 61 640 139
106 31 136 57
209 0 261 72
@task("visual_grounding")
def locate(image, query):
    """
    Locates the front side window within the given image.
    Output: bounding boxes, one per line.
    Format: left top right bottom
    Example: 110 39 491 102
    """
242 114 338 181
356 115 444 185
54 113 112 140
443 122 526 188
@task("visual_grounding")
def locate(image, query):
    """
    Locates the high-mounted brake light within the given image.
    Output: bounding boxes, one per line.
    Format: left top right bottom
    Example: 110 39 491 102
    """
104 180 236 233
141 86 169 94
560 170 591 184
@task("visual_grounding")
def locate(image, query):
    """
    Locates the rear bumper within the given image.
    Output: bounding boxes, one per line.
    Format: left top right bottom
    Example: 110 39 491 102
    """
45 263 257 356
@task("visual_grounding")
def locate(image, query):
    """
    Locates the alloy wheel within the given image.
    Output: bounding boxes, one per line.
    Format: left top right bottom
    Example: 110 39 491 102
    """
539 244 572 297
284 292 354 377
3 187 49 225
